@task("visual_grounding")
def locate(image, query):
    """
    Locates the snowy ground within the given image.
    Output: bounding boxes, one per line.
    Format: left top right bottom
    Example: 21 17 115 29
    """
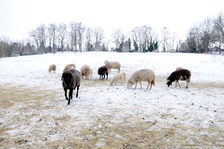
0 52 224 148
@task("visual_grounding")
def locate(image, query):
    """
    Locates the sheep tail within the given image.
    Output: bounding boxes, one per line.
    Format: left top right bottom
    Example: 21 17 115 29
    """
151 78 155 86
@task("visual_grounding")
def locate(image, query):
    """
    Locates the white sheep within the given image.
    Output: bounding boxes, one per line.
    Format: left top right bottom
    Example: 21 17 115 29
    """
80 64 92 80
110 72 126 86
48 64 56 73
104 60 121 73
127 69 155 90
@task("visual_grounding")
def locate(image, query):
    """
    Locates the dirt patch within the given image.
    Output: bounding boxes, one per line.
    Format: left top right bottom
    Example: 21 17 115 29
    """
0 83 224 148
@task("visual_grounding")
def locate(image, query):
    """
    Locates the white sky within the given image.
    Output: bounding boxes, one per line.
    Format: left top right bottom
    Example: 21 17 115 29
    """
0 0 224 41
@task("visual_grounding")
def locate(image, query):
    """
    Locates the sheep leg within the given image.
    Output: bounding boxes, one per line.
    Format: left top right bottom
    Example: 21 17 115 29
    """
134 83 137 89
106 73 108 80
150 83 152 90
64 88 68 100
139 81 142 89
175 81 178 87
68 89 73 105
76 85 80 97
146 81 150 90
186 80 189 88
177 81 181 88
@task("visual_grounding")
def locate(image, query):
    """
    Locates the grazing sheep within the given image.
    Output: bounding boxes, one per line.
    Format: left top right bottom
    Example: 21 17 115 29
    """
176 67 184 71
63 64 76 71
61 68 81 105
104 60 121 73
128 69 155 90
98 65 108 80
80 64 92 80
48 64 56 73
110 72 126 86
167 69 191 88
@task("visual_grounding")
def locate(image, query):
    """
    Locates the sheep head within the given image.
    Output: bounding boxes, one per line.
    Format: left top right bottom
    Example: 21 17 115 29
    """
166 79 172 87
62 71 74 87
127 79 134 88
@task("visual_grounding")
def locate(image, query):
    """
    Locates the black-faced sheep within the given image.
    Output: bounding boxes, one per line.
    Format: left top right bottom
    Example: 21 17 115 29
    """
61 68 81 105
80 64 92 80
104 60 121 73
98 66 108 80
167 69 191 88
48 64 56 73
128 69 155 90
110 72 126 86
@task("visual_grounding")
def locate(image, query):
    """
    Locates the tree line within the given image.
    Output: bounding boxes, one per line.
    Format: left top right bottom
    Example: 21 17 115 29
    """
0 13 223 57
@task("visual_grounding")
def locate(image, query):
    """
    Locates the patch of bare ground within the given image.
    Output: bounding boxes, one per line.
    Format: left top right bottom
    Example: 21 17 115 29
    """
0 82 224 148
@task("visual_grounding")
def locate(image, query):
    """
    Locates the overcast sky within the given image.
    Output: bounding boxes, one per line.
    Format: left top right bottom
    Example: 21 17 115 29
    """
0 0 224 41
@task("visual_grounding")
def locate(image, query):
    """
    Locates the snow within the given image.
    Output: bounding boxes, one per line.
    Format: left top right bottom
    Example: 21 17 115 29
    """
0 52 224 148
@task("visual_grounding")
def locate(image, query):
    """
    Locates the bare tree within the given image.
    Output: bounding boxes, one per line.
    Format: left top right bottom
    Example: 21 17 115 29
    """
186 26 200 52
57 23 67 52
132 27 140 51
48 23 57 53
213 13 224 50
94 27 104 51
37 24 47 53
29 29 39 51
85 27 94 51
0 38 10 57
199 18 213 52
76 23 85 52
112 28 125 49
161 27 169 52
70 22 79 51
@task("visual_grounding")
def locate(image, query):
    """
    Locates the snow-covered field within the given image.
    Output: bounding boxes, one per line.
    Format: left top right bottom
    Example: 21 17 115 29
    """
0 52 224 148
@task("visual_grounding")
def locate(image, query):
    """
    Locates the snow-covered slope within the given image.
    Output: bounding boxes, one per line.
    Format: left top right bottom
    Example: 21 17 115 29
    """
0 52 223 148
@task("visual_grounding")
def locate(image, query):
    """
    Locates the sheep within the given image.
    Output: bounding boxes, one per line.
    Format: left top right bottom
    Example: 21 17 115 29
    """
176 67 184 71
127 69 155 90
48 64 56 73
80 64 92 80
166 69 191 88
110 72 126 86
63 64 76 71
61 68 81 105
104 60 121 73
98 65 108 80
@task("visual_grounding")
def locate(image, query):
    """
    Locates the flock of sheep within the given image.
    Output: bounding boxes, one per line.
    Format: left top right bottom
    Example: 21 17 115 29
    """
48 61 191 105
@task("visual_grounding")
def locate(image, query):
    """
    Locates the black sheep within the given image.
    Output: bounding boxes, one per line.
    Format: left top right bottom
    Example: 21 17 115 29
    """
61 69 81 105
167 69 191 88
98 66 108 80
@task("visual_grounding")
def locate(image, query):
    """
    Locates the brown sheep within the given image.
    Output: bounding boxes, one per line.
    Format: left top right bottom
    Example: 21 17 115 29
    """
128 69 155 90
48 64 56 73
61 68 81 105
167 69 191 88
